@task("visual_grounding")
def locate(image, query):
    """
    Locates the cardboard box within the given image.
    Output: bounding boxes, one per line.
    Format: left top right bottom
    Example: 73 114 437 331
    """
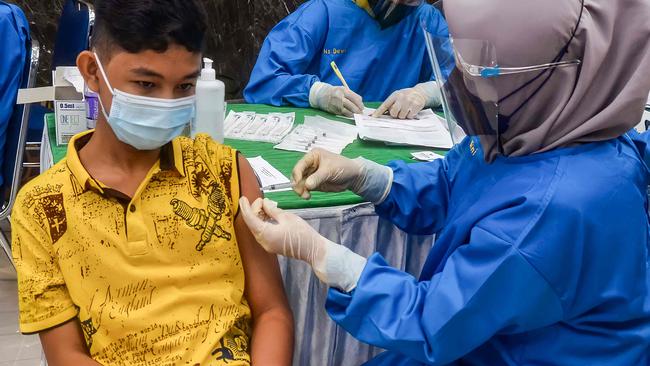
16 67 87 145
54 101 86 144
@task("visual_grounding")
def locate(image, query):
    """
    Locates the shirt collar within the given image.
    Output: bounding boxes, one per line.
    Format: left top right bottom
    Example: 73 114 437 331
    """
66 130 102 193
160 138 186 177
66 132 186 194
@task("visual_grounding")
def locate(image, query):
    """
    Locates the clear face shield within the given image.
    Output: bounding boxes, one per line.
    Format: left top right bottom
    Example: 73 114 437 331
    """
422 3 581 154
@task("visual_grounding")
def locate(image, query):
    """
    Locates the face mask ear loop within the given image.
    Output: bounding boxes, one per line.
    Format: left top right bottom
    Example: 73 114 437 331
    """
97 92 111 122
93 52 115 95
92 52 115 122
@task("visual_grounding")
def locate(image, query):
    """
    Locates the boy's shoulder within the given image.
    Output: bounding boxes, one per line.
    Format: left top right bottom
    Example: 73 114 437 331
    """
175 133 235 157
173 134 239 174
13 158 75 214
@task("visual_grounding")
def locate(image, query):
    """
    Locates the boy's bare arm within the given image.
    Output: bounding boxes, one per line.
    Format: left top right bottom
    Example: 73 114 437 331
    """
235 153 295 366
39 319 102 366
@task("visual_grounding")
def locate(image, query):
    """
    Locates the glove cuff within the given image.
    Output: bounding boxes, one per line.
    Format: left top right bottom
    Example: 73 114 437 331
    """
415 81 442 108
313 239 367 292
351 158 393 205
309 81 328 109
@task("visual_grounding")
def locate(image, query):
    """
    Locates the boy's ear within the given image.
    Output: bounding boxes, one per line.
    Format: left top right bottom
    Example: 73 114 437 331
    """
76 50 101 93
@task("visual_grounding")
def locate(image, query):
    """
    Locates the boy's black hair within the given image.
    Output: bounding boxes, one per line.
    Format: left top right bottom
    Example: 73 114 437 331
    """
92 0 207 57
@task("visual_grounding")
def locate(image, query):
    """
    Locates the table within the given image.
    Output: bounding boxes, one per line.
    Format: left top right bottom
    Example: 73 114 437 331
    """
41 104 440 366
43 104 447 209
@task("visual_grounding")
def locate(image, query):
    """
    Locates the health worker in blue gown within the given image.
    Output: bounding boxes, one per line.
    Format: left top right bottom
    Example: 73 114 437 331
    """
244 0 451 118
239 0 650 364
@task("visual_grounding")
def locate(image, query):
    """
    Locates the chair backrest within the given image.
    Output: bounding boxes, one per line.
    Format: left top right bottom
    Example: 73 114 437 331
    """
0 2 34 219
52 0 93 69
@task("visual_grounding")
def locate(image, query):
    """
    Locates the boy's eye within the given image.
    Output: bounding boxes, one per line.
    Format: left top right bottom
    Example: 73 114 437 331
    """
137 81 155 89
179 83 195 91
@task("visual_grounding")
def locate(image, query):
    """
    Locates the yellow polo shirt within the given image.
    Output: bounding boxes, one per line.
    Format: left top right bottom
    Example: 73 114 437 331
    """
12 131 252 365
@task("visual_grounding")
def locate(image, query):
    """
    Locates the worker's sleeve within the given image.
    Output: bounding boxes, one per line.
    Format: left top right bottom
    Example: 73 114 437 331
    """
626 129 650 169
0 3 29 187
11 197 78 334
244 14 326 107
374 152 456 235
325 226 564 365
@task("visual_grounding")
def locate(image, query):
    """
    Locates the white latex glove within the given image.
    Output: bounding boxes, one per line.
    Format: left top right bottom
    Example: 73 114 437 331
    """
292 148 393 203
309 81 364 117
239 197 366 292
292 148 364 199
372 81 442 119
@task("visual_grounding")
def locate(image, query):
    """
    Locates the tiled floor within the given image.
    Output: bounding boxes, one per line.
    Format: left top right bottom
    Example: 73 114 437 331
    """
0 244 41 366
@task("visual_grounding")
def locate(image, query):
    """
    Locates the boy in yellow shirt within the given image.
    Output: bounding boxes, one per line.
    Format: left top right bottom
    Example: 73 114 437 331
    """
11 0 294 364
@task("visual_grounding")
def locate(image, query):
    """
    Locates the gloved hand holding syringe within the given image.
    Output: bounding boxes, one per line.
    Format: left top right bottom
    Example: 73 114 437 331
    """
239 147 397 291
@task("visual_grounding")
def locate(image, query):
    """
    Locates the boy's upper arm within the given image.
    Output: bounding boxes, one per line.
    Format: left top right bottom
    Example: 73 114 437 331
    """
40 318 98 365
11 194 77 334
234 153 291 315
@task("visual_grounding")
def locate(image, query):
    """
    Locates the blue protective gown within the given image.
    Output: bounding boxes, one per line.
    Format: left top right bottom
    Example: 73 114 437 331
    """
0 2 30 187
326 135 650 365
243 0 450 107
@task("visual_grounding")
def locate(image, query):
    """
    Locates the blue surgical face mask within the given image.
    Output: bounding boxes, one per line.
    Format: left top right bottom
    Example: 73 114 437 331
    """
93 52 195 150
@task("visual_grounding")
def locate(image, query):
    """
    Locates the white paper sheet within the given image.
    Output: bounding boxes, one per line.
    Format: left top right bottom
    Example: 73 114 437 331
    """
303 116 358 140
354 109 454 149
338 107 375 120
411 151 445 162
246 156 292 191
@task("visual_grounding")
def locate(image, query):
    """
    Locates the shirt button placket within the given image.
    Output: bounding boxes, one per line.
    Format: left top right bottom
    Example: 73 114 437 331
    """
126 198 148 256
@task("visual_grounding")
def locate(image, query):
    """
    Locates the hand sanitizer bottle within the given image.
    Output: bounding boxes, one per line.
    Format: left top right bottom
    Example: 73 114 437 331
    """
193 57 225 142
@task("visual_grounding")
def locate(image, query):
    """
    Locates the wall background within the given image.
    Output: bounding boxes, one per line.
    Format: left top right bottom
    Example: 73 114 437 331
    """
6 0 304 99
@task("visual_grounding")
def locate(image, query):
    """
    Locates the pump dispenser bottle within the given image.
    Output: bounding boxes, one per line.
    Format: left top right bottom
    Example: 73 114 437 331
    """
193 57 225 142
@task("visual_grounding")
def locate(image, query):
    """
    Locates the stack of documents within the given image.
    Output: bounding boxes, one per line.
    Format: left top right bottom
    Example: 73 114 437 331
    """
354 109 455 149
246 156 292 192
225 111 295 143
274 116 358 154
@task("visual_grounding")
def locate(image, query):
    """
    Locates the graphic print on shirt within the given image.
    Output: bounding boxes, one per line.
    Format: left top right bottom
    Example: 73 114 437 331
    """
40 193 67 244
14 136 251 365
16 183 66 247
80 317 98 349
183 143 235 204
172 160 232 251
187 161 212 199
91 296 246 364
220 160 233 199
211 318 251 363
